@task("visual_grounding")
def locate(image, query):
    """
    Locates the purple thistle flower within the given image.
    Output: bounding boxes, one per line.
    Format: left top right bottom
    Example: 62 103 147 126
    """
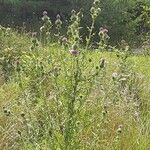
70 49 78 56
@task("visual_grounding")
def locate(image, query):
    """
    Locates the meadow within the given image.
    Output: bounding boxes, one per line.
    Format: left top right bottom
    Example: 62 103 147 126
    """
0 0 150 149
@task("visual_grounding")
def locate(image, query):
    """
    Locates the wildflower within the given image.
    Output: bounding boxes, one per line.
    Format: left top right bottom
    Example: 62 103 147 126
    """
70 45 78 56
70 49 78 56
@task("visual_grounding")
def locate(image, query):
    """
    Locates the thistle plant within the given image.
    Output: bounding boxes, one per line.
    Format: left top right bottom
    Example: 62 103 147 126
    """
67 10 83 47
40 11 52 44
86 0 101 49
98 27 110 50
55 14 62 42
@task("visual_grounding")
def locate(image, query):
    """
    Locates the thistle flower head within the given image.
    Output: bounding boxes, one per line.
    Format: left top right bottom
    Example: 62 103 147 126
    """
70 49 78 56
100 58 105 68
70 45 78 56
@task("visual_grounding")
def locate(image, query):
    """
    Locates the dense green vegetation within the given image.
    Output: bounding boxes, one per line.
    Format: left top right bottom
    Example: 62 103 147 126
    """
0 0 150 149
0 0 150 44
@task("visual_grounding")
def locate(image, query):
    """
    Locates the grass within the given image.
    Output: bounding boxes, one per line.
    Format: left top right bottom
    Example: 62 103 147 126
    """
0 25 150 150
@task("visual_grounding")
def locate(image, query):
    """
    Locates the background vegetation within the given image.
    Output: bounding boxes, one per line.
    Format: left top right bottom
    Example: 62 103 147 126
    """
0 0 150 45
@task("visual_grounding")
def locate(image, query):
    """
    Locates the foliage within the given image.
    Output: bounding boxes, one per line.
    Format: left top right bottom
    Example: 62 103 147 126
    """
0 0 149 44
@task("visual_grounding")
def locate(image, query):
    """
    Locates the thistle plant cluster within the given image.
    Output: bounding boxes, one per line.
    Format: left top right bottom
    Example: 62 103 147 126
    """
0 1 150 150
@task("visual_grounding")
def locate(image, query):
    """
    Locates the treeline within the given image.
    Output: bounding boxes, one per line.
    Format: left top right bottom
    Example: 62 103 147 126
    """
0 0 149 44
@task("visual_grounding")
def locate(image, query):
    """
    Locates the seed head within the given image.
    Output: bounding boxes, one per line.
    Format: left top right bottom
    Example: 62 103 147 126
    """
100 58 105 68
21 112 25 117
56 14 61 19
94 0 100 5
43 11 48 16
117 127 122 134
112 72 118 80
99 27 108 34
117 124 123 134
71 9 76 15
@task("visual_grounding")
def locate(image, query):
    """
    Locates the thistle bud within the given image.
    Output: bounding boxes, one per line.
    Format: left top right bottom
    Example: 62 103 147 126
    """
43 11 48 16
21 112 25 117
100 58 105 68
56 14 61 19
